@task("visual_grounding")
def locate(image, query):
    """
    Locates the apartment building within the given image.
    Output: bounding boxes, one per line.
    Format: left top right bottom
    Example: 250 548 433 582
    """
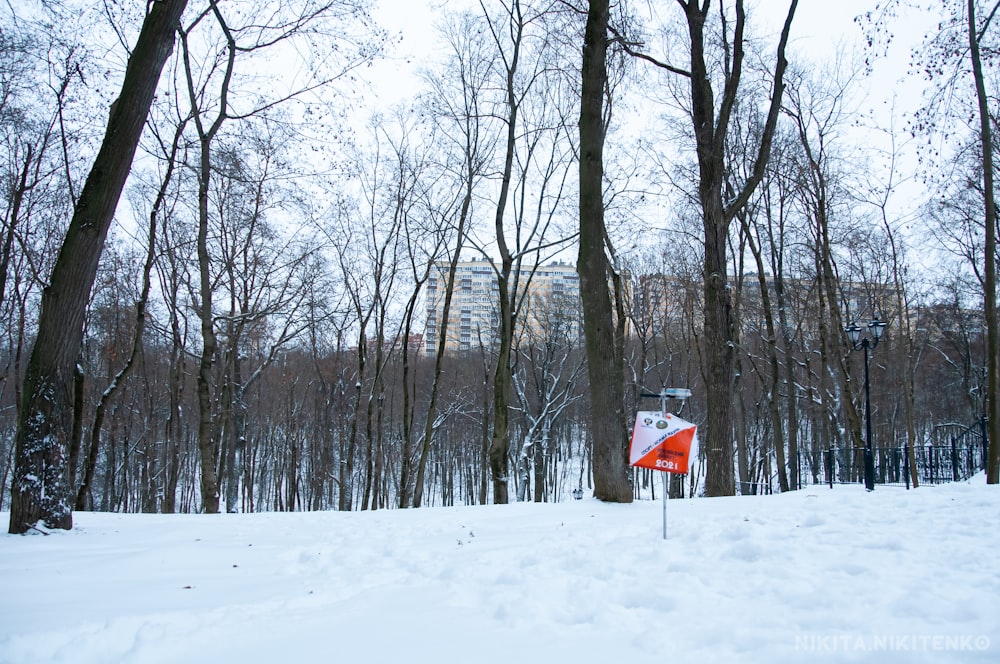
424 259 582 354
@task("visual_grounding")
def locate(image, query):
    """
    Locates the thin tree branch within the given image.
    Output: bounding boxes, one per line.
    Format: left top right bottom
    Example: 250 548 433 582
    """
607 24 691 77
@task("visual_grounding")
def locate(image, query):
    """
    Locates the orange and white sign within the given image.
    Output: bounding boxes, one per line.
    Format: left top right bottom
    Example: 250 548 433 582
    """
629 411 697 474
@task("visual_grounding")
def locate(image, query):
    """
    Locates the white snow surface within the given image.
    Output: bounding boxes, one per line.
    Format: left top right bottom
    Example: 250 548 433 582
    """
2 480 998 663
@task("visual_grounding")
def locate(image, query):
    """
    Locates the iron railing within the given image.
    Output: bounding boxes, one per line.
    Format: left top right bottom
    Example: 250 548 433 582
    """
732 418 989 494
820 417 988 489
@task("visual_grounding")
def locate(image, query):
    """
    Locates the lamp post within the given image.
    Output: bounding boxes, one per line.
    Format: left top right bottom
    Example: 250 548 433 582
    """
846 313 887 491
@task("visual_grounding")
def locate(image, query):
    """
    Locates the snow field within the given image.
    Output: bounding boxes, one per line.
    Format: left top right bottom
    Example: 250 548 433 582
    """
1 479 998 663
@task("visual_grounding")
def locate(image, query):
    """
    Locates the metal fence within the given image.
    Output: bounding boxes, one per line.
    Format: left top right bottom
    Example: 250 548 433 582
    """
821 417 989 489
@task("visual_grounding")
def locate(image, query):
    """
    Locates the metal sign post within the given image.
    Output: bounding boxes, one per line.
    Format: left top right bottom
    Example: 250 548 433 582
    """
659 390 669 540
662 471 668 540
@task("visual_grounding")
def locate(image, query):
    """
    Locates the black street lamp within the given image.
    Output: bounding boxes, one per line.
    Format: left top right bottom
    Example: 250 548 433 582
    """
846 313 888 491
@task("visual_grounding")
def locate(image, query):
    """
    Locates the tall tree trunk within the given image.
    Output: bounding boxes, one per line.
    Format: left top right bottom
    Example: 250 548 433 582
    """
225 354 246 513
181 0 240 514
969 0 999 484
362 337 385 511
161 263 186 514
745 225 789 492
733 359 750 492
8 0 188 534
340 333 365 511
413 213 468 506
371 393 386 510
879 199 920 488
773 241 800 489
398 292 420 507
67 364 85 495
578 0 632 502
680 0 796 497
486 0 526 506
700 178 737 495
490 274 515 503
782 312 800 490
480 352 492 505
194 130 221 514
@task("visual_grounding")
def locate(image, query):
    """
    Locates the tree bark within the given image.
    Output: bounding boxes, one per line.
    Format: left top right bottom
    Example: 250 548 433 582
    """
8 0 188 534
578 0 632 502
194 125 221 514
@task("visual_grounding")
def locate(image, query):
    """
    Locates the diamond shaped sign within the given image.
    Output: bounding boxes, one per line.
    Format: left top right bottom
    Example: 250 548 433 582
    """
629 411 697 474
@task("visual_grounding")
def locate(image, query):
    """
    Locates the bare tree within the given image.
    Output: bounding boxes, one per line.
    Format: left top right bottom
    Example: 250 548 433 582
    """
615 0 797 495
578 0 633 502
467 0 576 503
394 122 451 509
410 12 491 507
177 0 379 513
783 73 868 484
209 128 315 513
863 0 999 482
857 118 922 488
9 0 188 534
323 120 410 511
967 0 1000 483
1 14 94 513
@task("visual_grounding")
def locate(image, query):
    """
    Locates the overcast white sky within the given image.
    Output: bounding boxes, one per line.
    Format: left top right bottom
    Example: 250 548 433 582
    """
362 0 934 239
366 0 932 112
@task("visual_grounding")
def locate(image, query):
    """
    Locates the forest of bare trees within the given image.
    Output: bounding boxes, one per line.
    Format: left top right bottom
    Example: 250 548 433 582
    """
2 0 997 530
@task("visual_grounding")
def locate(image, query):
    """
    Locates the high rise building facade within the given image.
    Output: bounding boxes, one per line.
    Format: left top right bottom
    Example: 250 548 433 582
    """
424 259 581 354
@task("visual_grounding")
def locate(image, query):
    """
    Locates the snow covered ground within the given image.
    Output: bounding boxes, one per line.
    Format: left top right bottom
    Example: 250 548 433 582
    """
2 479 998 664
